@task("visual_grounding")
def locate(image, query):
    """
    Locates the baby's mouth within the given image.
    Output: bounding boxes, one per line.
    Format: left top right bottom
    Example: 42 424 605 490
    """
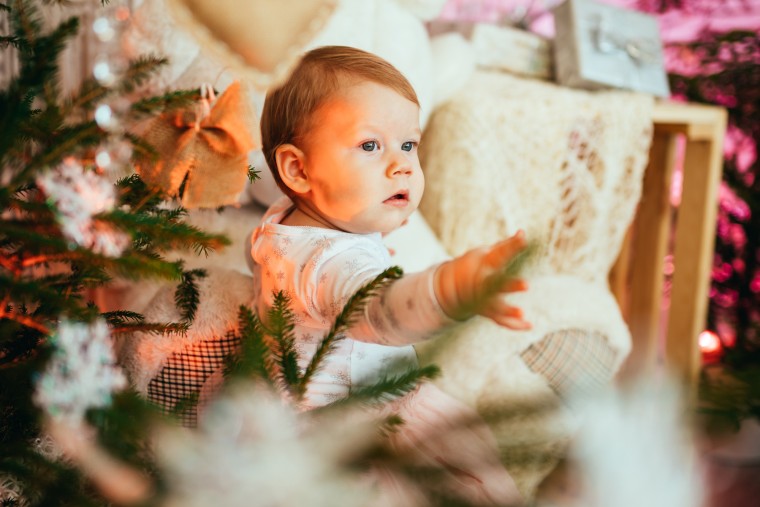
384 190 409 206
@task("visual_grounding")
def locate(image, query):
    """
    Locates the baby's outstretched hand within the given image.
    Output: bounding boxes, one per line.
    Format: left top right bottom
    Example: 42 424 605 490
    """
434 230 531 330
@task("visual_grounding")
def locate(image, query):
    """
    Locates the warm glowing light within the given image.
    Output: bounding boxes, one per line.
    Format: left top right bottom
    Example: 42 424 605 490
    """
699 330 722 354
115 7 131 22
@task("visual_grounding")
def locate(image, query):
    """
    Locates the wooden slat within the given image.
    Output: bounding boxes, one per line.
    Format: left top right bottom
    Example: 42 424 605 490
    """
651 100 728 141
614 101 726 386
666 114 726 385
617 132 678 380
609 226 632 320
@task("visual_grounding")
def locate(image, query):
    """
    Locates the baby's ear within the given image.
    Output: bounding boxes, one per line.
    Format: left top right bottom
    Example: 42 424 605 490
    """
275 143 310 194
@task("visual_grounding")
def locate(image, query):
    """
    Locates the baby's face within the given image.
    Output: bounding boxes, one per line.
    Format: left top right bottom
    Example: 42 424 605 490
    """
297 80 423 234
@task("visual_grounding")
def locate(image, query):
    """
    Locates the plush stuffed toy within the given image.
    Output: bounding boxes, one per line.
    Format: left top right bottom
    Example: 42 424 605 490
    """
117 0 652 501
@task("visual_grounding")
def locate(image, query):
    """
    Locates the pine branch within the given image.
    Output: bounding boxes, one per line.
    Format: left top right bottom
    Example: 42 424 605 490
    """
153 206 187 222
698 359 760 432
0 8 79 168
0 322 44 367
109 321 189 336
102 208 230 256
104 253 184 281
85 389 163 472
224 305 272 384
174 268 206 323
60 76 110 116
19 102 63 144
265 291 301 395
298 267 403 398
117 54 169 94
16 120 102 184
0 274 75 311
330 364 440 408
1 228 181 283
69 263 112 288
0 2 270 502
124 131 160 165
0 90 37 175
7 190 52 216
18 270 106 298
2 216 186 281
20 252 89 268
0 305 49 335
62 56 169 115
129 89 201 117
114 173 163 211
10 0 43 51
101 310 145 327
0 35 22 48
247 165 261 183
169 390 200 422
0 220 63 251
20 15 79 104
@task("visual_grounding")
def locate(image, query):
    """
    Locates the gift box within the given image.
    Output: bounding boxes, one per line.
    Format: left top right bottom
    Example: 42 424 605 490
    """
470 23 553 79
427 21 553 79
552 0 670 97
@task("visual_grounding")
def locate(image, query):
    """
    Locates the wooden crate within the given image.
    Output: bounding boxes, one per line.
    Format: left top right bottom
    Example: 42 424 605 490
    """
611 101 727 386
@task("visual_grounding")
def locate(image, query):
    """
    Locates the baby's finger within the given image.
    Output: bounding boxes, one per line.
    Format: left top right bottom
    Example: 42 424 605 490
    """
495 278 529 294
483 299 523 319
484 230 526 268
492 315 533 330
483 299 530 327
483 299 532 330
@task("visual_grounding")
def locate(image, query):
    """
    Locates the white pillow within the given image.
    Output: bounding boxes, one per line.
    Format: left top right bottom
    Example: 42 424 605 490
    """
383 210 451 273
247 149 284 207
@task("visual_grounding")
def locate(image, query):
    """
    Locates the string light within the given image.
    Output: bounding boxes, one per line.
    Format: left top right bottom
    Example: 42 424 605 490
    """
92 1 132 174
699 330 723 363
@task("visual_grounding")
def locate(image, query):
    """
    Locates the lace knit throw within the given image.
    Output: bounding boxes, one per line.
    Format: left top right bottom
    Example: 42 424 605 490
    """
416 70 654 498
419 71 654 283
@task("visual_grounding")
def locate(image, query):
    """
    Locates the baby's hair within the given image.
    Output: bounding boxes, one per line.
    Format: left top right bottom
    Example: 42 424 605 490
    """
260 45 420 197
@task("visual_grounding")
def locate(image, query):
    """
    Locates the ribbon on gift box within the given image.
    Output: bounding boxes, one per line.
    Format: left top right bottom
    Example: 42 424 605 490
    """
589 12 659 66
552 0 670 97
583 8 666 94
136 80 256 209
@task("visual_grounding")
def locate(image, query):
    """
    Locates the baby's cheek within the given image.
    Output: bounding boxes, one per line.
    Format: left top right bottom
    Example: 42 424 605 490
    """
414 172 425 197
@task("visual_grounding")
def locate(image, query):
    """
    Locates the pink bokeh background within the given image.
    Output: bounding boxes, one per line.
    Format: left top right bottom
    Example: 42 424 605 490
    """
440 0 760 46
440 0 760 75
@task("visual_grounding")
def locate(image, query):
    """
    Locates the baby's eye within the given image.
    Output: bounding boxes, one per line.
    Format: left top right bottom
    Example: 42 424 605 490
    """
401 141 417 152
361 141 378 151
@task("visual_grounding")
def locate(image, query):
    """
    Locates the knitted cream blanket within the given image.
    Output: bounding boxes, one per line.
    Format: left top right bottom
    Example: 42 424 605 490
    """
416 70 654 496
420 71 653 282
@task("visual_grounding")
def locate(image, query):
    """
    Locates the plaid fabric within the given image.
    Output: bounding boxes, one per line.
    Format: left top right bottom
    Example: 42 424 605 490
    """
147 331 241 427
520 328 617 400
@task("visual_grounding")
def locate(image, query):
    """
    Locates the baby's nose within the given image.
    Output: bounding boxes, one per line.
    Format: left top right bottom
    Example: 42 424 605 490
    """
387 157 413 177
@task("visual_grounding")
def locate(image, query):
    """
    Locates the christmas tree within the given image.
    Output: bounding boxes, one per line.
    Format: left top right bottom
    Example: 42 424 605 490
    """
667 29 760 429
0 0 234 502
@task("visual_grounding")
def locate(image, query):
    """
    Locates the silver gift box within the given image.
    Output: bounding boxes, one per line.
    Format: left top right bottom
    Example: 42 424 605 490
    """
553 0 670 97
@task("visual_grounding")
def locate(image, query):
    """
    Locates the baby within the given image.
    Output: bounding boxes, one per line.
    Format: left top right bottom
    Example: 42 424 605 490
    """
250 45 527 505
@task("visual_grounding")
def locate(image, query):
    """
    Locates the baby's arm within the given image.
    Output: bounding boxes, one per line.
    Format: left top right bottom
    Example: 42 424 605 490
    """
350 267 454 345
317 232 529 347
433 230 531 330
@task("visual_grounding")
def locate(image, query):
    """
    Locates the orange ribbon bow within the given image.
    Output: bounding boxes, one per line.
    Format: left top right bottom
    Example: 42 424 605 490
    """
137 80 257 208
